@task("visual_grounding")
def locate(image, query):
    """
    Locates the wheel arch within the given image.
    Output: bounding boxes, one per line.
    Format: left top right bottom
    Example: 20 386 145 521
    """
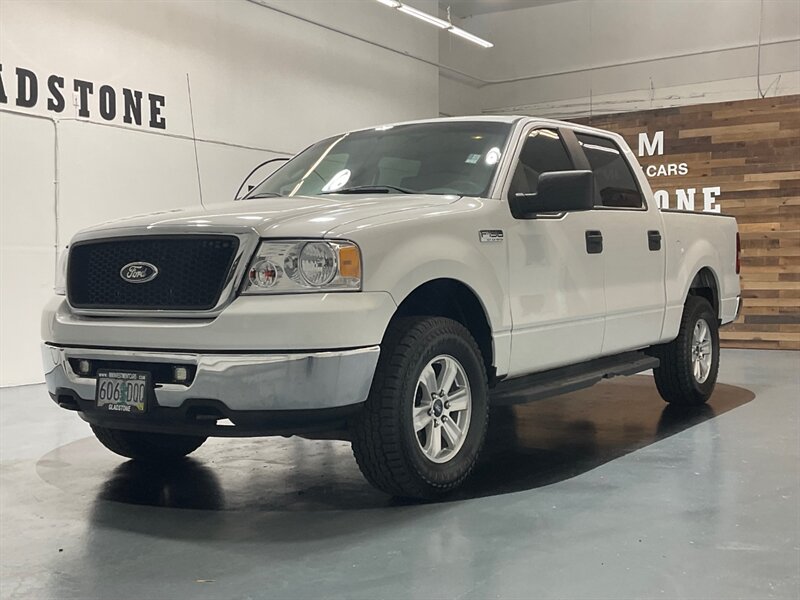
389 278 496 382
686 266 721 319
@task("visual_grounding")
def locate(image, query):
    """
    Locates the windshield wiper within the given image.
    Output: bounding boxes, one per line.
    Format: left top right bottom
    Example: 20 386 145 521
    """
321 185 415 195
246 192 282 199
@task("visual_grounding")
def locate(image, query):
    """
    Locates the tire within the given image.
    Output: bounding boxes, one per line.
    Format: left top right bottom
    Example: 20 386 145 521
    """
90 425 207 461
651 296 720 406
351 316 489 499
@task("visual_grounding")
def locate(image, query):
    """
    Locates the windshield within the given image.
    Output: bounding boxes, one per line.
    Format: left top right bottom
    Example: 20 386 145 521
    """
246 121 512 199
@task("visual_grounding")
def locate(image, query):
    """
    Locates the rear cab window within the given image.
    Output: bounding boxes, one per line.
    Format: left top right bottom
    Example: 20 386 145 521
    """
575 133 644 209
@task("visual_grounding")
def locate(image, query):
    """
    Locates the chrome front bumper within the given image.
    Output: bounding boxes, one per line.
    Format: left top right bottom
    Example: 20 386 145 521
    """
42 343 380 412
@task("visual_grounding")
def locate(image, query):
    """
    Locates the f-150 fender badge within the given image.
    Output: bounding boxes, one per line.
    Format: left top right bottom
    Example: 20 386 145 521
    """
479 230 504 243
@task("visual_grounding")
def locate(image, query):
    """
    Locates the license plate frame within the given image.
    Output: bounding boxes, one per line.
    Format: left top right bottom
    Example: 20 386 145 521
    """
95 370 151 415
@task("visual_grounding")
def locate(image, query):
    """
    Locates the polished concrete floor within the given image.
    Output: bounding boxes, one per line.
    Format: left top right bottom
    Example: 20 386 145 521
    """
1 349 798 599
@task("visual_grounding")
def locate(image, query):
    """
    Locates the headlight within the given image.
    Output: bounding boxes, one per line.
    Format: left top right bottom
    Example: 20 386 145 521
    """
54 246 69 295
242 240 361 294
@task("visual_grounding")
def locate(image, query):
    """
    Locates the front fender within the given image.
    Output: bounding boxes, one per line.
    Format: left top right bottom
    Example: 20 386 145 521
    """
381 239 505 322
369 234 512 375
330 198 513 374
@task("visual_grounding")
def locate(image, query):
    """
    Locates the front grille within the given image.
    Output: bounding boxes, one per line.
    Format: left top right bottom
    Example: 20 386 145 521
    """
67 235 240 311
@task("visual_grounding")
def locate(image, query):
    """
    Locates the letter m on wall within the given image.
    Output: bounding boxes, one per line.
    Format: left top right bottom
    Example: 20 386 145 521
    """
638 131 664 157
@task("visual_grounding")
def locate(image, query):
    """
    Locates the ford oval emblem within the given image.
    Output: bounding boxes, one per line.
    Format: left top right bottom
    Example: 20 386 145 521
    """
120 262 159 284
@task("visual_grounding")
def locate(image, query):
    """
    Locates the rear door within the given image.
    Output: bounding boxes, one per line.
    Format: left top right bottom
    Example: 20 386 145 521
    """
572 131 666 353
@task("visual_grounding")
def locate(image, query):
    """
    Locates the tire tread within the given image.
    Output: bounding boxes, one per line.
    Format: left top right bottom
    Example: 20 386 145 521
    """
652 296 719 406
351 317 488 499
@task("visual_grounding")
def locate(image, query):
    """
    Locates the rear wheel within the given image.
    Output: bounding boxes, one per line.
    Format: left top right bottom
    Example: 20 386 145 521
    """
652 296 720 406
90 425 207 461
351 317 489 499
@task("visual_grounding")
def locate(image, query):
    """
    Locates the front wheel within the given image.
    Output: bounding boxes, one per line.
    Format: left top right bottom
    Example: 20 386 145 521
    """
90 425 207 461
351 317 489 499
651 296 720 406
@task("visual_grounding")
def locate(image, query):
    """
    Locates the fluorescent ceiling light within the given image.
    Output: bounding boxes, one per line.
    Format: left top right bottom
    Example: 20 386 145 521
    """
374 0 494 48
449 25 494 48
397 4 451 29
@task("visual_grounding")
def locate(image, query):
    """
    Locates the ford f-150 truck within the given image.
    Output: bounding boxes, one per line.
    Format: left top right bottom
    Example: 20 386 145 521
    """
42 116 741 499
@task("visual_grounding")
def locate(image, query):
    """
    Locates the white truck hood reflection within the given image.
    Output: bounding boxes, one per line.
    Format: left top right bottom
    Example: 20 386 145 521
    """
83 194 462 238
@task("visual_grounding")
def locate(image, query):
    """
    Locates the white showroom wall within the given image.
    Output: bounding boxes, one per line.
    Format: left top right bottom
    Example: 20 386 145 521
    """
439 0 800 117
0 0 439 386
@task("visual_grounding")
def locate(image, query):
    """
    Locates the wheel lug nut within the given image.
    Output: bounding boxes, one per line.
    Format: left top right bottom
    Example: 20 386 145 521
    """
444 402 450 409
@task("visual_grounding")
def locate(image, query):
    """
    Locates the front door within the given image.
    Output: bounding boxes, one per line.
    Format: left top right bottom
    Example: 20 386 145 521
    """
505 127 606 377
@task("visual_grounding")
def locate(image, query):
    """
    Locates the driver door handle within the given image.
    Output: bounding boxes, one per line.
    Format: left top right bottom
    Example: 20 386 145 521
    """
585 230 603 254
648 230 662 251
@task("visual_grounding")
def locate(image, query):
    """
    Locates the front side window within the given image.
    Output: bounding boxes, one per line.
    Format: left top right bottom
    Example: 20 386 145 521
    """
246 121 512 199
575 133 644 208
508 128 574 198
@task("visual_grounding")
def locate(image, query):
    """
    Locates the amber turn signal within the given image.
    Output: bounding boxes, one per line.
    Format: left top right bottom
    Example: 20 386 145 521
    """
338 245 361 279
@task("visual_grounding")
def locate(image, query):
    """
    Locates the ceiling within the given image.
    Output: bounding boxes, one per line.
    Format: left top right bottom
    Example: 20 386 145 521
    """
439 0 576 19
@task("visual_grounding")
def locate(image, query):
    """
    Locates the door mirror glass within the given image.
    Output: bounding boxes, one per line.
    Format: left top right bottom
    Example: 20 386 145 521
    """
509 170 595 218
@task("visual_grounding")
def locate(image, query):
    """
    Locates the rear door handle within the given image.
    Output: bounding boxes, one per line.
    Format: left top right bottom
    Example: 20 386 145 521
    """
585 230 603 254
648 230 662 251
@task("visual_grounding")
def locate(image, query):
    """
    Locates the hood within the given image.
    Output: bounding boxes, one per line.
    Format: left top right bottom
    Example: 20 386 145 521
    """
79 194 461 239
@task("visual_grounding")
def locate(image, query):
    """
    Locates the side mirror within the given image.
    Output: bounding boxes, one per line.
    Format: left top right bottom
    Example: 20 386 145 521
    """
509 170 595 218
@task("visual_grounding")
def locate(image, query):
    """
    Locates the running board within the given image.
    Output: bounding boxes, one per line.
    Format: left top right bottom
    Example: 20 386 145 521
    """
490 351 659 406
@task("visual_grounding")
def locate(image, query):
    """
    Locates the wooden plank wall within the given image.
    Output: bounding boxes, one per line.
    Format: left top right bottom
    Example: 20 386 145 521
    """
573 95 800 350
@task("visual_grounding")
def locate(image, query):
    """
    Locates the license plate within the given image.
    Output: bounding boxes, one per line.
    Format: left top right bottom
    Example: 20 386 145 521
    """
95 370 150 415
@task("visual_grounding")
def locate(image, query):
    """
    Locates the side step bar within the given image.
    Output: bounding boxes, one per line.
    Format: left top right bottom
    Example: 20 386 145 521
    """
490 351 660 406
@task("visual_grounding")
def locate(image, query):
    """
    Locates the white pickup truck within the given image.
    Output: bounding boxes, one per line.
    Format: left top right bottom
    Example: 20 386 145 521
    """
42 116 741 499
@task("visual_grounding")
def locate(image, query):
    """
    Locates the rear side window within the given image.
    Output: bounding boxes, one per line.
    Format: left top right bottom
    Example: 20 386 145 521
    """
575 133 644 208
508 129 573 197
